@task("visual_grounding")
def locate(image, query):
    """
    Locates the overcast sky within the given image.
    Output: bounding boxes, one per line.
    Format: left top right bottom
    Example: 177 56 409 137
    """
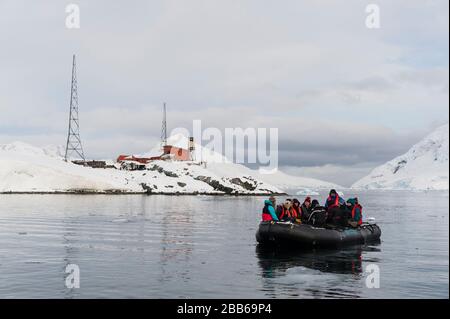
0 0 448 186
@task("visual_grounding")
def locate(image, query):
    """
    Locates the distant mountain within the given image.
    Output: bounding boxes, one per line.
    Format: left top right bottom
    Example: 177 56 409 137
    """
352 123 449 190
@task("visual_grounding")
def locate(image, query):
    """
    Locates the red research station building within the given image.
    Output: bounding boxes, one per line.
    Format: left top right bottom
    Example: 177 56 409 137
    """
117 145 190 164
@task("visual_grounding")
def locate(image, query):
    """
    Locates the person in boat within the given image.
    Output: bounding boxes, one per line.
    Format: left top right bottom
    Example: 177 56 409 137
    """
276 199 290 222
277 199 298 222
269 195 276 208
303 199 324 225
261 196 279 222
300 197 312 222
346 197 363 227
324 189 346 209
325 189 348 227
308 204 328 226
292 199 302 223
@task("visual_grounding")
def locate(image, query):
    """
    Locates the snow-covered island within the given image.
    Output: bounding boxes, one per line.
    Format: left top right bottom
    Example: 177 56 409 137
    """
0 134 339 195
352 123 449 191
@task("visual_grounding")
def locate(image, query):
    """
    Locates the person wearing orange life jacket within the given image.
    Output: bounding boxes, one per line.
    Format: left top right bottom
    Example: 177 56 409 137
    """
346 197 363 227
325 189 347 227
276 199 297 222
261 196 279 222
324 189 346 209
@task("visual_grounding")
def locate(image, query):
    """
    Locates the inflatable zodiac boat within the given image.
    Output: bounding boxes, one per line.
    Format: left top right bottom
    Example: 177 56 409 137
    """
256 221 381 248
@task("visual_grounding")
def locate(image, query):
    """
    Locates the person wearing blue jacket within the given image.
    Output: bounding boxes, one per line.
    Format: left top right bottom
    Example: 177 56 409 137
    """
262 196 279 221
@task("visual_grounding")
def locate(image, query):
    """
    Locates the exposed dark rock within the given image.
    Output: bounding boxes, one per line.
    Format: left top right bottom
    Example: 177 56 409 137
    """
148 164 179 177
393 160 407 174
229 177 257 191
164 171 179 177
195 175 235 194
140 183 152 194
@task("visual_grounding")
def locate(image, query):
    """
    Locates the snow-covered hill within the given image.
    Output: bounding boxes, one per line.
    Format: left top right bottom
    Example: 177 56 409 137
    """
140 133 341 192
0 137 338 195
352 123 449 190
139 133 230 164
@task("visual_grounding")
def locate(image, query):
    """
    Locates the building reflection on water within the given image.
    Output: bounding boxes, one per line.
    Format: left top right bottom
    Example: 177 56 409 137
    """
158 204 195 286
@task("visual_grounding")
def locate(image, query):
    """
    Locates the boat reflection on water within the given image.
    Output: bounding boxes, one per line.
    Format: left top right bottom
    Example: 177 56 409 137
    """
256 244 381 278
255 244 381 298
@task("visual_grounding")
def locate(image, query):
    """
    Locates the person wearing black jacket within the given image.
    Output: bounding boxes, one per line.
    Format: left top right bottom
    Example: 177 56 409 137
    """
300 197 312 223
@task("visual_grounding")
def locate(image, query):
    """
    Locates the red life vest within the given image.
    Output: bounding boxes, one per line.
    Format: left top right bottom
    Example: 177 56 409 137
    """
292 206 300 219
351 204 363 225
279 206 295 220
279 206 287 219
326 195 340 209
262 205 274 221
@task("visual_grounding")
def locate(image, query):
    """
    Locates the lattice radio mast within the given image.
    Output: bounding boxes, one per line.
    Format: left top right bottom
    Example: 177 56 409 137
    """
161 102 167 147
64 54 86 162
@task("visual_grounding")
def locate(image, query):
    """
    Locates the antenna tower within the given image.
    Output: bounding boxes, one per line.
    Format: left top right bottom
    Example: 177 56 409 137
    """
161 102 167 147
64 54 86 161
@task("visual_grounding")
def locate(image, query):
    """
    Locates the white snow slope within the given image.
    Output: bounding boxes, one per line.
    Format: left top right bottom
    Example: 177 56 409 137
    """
144 133 341 191
352 123 449 190
0 137 338 194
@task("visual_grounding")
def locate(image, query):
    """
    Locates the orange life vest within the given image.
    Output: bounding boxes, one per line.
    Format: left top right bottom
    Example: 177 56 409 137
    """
292 206 300 219
279 206 296 219
326 195 340 209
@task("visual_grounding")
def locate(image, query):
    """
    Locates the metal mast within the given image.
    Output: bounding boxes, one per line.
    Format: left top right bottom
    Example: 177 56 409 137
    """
64 54 86 162
161 102 167 147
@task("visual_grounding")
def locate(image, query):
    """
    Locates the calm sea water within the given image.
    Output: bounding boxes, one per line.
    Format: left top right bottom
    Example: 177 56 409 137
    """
0 191 448 299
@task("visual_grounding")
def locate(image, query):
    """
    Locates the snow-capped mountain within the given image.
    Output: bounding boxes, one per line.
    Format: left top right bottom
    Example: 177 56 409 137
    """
352 123 449 190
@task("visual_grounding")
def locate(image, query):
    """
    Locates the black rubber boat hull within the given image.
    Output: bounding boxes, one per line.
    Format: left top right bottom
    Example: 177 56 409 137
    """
256 222 381 248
